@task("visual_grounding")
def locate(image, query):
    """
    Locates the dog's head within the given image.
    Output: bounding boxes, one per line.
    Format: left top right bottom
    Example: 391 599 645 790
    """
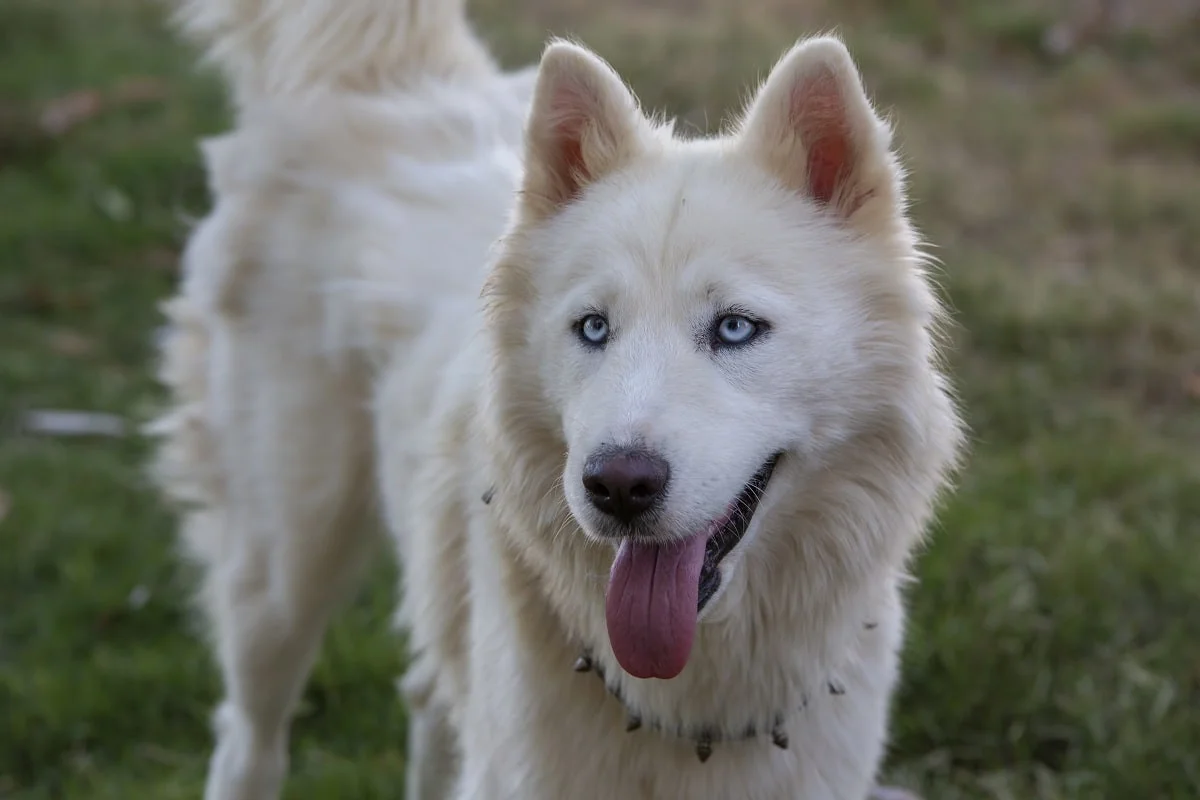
484 38 961 680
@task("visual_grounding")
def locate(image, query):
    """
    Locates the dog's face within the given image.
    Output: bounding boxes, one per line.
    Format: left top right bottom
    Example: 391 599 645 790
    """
539 158 888 537
486 39 947 679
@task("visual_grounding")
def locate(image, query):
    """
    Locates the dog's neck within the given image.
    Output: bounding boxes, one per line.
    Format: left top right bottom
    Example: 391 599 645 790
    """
482 476 898 765
577 648 817 761
566 613 878 763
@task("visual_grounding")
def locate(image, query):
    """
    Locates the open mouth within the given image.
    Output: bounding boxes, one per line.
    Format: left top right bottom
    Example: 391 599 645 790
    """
697 452 781 612
604 451 783 680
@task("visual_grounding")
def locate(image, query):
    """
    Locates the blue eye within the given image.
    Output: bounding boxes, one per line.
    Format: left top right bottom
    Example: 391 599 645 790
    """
714 314 759 346
578 314 609 346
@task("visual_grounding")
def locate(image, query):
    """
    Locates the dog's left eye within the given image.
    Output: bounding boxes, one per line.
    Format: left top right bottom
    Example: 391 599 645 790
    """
577 313 610 347
713 314 760 347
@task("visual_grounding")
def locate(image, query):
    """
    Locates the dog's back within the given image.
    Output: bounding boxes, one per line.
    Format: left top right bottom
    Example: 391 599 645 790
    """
174 0 496 105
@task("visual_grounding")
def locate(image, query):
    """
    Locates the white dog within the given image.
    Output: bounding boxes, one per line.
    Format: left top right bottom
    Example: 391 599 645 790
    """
148 0 964 798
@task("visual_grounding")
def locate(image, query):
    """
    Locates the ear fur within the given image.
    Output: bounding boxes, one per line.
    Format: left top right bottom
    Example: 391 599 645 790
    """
520 40 652 219
739 36 899 221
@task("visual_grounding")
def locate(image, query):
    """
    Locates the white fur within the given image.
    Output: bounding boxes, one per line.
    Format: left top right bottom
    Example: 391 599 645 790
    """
149 2 964 799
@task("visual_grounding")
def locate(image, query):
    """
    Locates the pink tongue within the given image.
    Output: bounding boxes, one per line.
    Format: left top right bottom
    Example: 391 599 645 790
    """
605 535 708 680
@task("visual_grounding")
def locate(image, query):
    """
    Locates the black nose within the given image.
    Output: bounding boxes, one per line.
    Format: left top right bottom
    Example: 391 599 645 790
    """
582 447 671 525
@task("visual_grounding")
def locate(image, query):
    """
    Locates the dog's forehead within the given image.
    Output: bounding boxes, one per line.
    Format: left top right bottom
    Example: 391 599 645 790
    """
547 159 857 305
602 153 845 259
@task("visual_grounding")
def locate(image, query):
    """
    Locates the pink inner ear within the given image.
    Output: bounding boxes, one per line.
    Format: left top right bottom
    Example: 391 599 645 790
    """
559 133 587 193
790 71 854 207
546 83 595 202
806 133 849 206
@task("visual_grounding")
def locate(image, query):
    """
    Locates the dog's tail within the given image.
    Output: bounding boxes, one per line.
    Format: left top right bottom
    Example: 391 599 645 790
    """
173 0 497 101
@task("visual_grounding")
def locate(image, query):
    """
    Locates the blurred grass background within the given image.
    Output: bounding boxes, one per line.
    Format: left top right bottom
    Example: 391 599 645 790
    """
1 0 1198 797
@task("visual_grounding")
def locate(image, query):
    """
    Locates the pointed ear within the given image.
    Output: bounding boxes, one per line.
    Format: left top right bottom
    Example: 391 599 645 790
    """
520 41 651 220
739 37 899 221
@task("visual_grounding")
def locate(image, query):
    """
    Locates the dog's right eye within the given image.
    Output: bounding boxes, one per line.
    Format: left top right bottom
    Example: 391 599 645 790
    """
577 314 610 347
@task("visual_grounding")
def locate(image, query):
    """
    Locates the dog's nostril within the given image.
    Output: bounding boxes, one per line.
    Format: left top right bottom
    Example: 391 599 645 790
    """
582 476 611 499
629 482 654 499
581 448 670 525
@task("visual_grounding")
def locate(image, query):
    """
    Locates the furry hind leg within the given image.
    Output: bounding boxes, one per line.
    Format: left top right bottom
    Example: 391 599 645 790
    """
195 499 373 800
178 337 377 800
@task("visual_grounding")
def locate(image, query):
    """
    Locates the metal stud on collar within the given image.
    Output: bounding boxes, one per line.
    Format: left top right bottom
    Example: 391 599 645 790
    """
695 734 714 763
770 718 789 750
572 649 825 763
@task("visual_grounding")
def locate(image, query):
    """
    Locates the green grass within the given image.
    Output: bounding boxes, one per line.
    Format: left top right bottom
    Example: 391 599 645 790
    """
1 0 1198 797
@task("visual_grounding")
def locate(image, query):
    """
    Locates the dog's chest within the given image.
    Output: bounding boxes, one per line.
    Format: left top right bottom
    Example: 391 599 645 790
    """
456 505 904 799
458 605 883 800
457 678 864 800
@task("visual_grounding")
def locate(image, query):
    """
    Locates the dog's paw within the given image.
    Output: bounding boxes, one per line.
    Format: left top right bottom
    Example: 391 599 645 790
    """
204 704 287 800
